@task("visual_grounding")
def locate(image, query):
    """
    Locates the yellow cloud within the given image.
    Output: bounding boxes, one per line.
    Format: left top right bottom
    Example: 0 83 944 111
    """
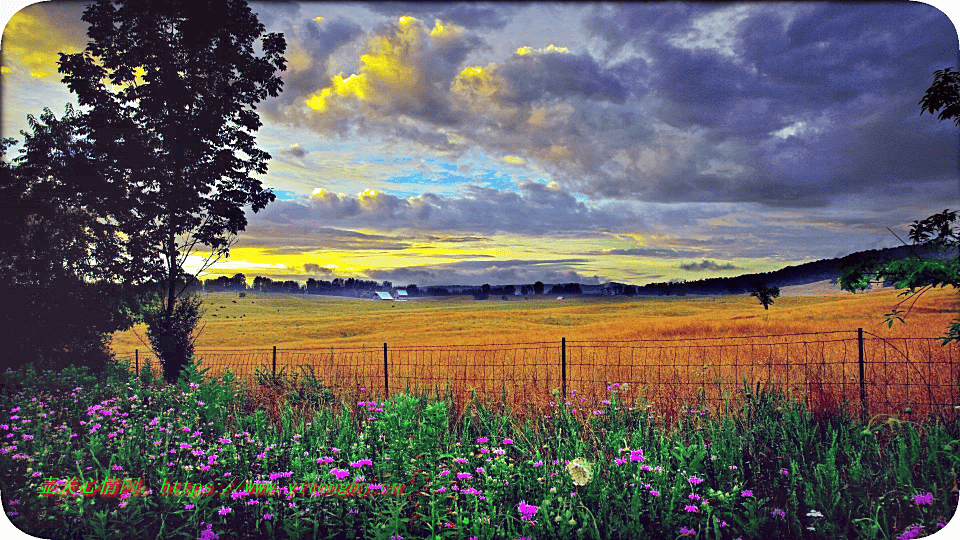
503 155 525 164
305 73 370 112
452 64 499 99
2 9 82 79
516 44 569 56
313 16 323 22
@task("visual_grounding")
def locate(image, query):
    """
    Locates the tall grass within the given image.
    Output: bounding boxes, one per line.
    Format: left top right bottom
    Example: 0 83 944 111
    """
0 359 957 539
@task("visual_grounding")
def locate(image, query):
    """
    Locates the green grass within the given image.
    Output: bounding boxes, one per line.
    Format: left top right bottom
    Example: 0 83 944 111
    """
0 359 957 539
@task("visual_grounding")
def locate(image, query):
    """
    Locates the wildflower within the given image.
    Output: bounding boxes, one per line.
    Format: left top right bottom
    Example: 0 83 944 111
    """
518 501 539 522
897 524 924 540
476 467 485 474
493 448 505 455
684 505 699 512
457 473 472 480
741 490 753 497
218 507 232 515
185 504 195 510
679 527 696 536
479 448 490 454
779 468 789 476
566 458 592 486
689 493 702 501
650 490 660 496
330 468 350 480
806 510 824 518
455 458 468 464
688 476 703 485
771 508 786 519
503 438 514 445
317 456 334 463
477 437 488 444
263 513 274 520
913 493 934 506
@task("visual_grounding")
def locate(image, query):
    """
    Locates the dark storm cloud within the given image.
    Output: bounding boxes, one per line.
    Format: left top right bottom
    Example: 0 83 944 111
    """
581 247 701 258
496 51 630 104
361 2 520 29
252 183 648 236
576 2 959 208
238 224 412 253
364 259 603 287
679 260 739 272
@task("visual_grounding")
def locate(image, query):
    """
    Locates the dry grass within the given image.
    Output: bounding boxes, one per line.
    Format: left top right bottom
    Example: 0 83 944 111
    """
111 284 959 422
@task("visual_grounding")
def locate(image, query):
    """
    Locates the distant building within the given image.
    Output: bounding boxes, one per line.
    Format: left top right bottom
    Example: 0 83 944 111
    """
374 291 394 300
395 290 408 300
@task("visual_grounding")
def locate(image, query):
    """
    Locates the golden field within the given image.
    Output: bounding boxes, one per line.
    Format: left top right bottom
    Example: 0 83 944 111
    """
110 283 959 421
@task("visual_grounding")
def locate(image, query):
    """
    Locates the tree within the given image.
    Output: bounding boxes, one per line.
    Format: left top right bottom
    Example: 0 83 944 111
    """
57 0 286 382
840 210 959 343
838 68 960 344
533 281 545 295
749 283 780 310
1 119 135 373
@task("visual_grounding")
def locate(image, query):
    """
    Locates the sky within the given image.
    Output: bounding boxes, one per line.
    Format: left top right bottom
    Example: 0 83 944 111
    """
1 1 959 287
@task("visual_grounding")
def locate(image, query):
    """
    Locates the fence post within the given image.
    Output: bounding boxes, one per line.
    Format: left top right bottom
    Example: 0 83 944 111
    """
272 346 277 379
858 328 867 420
383 343 389 398
561 337 567 400
135 349 139 375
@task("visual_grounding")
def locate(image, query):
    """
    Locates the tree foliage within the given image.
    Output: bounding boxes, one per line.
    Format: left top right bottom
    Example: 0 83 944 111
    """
919 67 960 126
840 210 959 343
55 0 286 381
748 283 780 310
839 67 960 344
0 119 135 373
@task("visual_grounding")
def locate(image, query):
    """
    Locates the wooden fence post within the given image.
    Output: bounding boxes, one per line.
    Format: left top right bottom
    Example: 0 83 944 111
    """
135 349 139 375
273 346 277 379
858 328 867 420
561 337 567 401
383 343 389 398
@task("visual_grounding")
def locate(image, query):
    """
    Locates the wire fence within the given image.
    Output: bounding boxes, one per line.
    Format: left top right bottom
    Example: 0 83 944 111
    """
116 329 960 421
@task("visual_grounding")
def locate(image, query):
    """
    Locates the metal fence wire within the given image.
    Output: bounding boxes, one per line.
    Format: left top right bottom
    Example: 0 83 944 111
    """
118 329 960 419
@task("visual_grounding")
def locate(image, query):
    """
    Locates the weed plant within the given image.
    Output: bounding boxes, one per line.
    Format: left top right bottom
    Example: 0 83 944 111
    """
0 359 957 540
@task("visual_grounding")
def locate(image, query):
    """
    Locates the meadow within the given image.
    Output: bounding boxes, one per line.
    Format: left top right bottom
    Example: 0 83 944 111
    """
110 284 960 351
4 285 957 539
109 285 960 424
0 357 957 540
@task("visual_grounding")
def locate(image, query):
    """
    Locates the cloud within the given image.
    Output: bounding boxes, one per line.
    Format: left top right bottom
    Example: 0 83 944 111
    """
362 3 520 30
364 259 603 286
679 260 739 271
252 182 649 236
236 224 413 253
280 144 308 158
1 2 87 78
303 263 333 275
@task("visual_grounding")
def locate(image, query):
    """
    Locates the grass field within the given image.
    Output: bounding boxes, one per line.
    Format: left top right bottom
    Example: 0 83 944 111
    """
108 284 959 423
111 283 959 351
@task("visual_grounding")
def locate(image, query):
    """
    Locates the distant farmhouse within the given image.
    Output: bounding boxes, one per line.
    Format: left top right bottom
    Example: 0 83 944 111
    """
395 289 408 300
373 291 394 301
